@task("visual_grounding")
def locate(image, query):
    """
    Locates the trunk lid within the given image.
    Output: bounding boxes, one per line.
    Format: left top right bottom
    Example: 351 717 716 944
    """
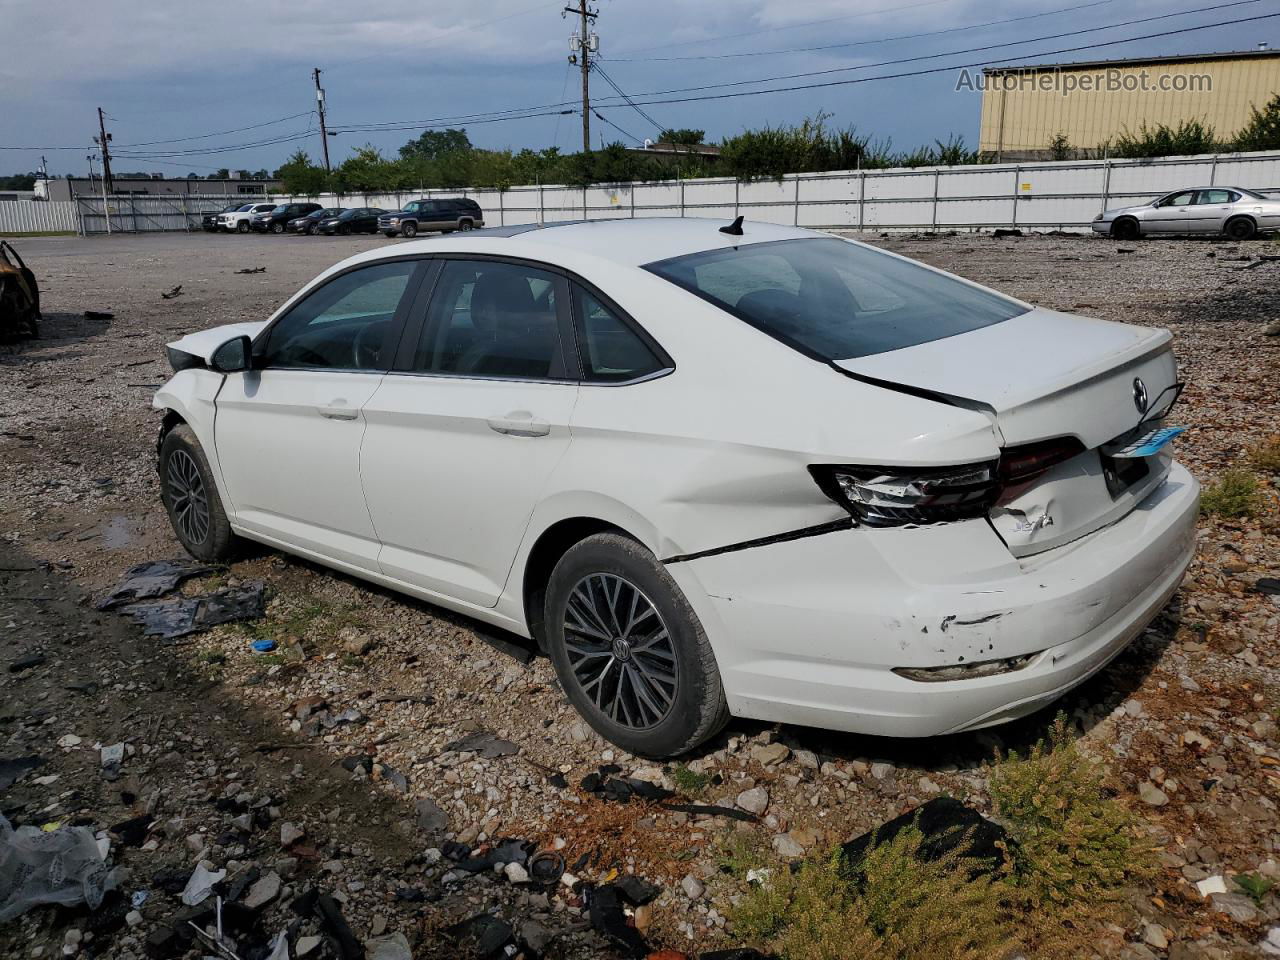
833 308 1180 556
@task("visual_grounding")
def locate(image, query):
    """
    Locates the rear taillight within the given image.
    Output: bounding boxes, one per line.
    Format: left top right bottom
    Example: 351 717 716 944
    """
811 436 1084 528
998 436 1085 485
810 462 1000 527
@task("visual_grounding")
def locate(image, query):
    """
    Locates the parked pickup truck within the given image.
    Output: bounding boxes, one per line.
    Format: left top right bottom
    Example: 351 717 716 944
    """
379 197 484 238
217 202 276 234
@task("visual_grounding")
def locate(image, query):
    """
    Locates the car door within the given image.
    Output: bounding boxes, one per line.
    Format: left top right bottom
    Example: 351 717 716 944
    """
214 259 425 571
425 201 451 232
1145 190 1196 232
360 257 579 607
1194 189 1235 232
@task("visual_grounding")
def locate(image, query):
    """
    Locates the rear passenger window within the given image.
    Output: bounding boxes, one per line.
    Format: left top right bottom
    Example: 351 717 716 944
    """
574 286 665 383
414 260 568 379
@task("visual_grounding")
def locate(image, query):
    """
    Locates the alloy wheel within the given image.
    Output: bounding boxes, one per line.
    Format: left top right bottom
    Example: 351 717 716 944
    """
166 449 210 545
563 573 678 729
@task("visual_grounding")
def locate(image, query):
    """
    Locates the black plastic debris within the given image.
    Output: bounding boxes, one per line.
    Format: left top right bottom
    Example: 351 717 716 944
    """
613 874 660 906
587 884 649 958
96 560 214 610
8 653 45 673
840 796 1008 876
0 755 43 791
160 285 183 300
123 580 266 642
578 768 675 805
234 267 267 274
529 850 565 885
1254 577 1280 596
445 913 516 958
661 802 758 823
546 771 567 789
445 730 519 759
992 228 1022 238
316 892 364 960
454 838 532 874
108 814 153 847
442 840 472 862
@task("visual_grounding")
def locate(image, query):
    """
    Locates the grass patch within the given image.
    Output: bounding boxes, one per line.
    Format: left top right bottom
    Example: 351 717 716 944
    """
732 830 1013 960
1235 873 1274 906
1200 468 1264 518
240 592 361 648
200 651 227 666
716 831 772 879
671 763 711 797
1249 437 1280 475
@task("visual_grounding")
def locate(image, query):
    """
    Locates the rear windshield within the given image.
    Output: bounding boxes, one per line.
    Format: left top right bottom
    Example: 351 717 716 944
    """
645 237 1027 360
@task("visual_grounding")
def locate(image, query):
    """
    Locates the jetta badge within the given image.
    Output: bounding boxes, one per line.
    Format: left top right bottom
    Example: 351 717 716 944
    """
1132 377 1149 415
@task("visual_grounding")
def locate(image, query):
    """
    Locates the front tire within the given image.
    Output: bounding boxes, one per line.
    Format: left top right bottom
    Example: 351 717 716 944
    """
159 425 237 562
236 220 250 234
401 222 418 239
545 533 729 757
1225 216 1256 241
1111 217 1140 241
271 222 284 234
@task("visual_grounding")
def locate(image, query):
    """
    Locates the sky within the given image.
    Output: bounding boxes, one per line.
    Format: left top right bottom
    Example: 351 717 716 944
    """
0 0 1274 178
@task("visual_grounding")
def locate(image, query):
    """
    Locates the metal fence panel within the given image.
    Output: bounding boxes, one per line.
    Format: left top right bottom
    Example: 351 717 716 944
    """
0 201 79 234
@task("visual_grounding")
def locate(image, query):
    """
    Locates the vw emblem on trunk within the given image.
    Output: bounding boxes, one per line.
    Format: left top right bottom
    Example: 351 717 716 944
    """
1132 377 1149 414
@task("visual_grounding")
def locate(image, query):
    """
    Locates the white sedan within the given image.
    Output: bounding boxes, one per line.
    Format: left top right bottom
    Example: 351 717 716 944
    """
154 218 1199 757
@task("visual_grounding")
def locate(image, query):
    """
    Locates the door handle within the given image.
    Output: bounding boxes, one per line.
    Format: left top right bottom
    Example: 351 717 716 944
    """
487 412 551 437
317 402 359 421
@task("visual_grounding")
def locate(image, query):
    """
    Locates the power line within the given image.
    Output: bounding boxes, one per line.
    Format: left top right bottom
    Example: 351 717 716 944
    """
606 0 1116 62
592 108 641 144
111 130 317 160
114 112 314 148
591 62 666 134
595 0 1264 102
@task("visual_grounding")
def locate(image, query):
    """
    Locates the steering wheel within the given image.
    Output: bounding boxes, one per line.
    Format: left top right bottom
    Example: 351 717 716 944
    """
351 323 381 369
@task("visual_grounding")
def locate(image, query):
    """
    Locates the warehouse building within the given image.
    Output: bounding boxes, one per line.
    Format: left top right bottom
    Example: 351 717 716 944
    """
976 48 1280 160
38 174 280 202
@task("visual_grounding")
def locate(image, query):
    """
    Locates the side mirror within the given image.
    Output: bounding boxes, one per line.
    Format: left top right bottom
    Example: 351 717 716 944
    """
211 334 252 374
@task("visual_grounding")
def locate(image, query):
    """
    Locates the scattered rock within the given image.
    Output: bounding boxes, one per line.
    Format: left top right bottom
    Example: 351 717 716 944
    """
772 833 805 858
1138 782 1169 807
750 743 790 766
680 874 705 900
736 787 769 815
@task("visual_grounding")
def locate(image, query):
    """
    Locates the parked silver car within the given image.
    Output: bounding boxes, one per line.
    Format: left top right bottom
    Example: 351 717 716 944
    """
1093 186 1280 240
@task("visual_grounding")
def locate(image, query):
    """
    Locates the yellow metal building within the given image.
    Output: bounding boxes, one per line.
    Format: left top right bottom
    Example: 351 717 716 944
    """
978 49 1280 159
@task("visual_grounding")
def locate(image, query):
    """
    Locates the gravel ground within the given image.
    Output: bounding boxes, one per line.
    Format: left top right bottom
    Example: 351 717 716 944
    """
1 228 1278 960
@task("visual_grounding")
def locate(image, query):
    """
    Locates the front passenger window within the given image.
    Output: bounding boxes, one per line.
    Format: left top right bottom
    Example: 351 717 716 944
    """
262 261 416 371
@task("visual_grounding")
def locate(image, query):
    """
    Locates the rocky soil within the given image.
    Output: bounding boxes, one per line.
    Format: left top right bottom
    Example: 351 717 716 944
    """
1 229 1277 959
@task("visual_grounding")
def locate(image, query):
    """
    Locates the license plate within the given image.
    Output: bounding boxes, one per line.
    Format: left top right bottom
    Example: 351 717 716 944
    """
1108 425 1186 459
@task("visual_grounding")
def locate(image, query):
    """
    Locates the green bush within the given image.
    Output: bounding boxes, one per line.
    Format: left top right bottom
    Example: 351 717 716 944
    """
1248 437 1280 475
1111 119 1219 158
989 715 1154 909
1200 468 1264 518
1234 94 1280 152
731 830 1014 960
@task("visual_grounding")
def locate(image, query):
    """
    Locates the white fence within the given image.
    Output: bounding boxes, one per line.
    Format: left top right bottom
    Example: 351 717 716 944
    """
14 149 1279 236
279 149 1280 232
0 201 79 235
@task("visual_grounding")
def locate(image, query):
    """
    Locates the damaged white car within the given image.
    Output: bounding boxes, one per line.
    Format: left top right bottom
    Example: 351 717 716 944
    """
153 218 1199 757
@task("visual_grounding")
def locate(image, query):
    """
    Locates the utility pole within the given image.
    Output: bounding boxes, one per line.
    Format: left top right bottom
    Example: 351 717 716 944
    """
313 68 331 172
566 1 598 153
95 107 113 194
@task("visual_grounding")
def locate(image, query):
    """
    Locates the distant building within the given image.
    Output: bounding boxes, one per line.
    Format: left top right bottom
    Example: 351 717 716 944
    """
977 48 1280 160
624 141 721 167
0 190 37 202
41 175 281 202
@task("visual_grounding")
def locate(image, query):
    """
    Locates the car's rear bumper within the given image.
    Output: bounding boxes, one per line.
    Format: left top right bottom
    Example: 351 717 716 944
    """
667 461 1199 737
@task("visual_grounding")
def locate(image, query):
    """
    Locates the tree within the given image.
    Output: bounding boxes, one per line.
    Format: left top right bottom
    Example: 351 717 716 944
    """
0 173 37 190
658 128 705 145
399 128 472 161
275 149 328 196
1234 94 1280 152
205 168 231 180
1048 132 1073 161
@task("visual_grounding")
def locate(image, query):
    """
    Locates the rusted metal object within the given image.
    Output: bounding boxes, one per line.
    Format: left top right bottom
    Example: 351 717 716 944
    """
0 241 40 340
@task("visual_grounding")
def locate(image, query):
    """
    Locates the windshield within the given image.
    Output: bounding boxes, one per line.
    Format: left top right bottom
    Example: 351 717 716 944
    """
645 237 1028 361
272 205 289 214
338 210 357 219
236 204 256 212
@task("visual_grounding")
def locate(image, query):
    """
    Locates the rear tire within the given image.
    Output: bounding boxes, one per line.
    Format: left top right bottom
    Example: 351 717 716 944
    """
1111 217 1140 241
1225 216 1256 241
458 219 473 232
544 533 729 758
401 222 418 239
159 425 237 562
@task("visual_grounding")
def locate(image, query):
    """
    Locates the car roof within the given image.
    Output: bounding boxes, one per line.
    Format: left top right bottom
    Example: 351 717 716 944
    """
386 217 823 267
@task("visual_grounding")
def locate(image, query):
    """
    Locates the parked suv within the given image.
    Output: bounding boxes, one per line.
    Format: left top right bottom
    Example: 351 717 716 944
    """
379 198 483 238
218 202 276 234
253 202 323 234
